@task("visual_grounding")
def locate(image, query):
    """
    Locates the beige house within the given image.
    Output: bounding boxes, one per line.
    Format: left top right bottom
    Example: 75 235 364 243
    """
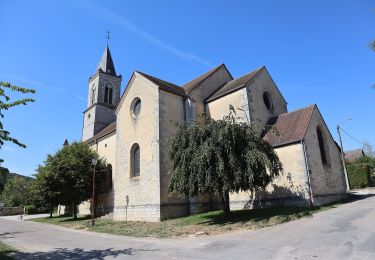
78 46 347 221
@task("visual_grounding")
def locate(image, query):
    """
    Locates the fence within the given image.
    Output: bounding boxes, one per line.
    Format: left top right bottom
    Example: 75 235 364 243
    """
0 206 24 216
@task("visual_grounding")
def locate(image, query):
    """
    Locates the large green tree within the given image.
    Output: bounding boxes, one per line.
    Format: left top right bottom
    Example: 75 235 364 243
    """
168 113 283 215
0 81 35 164
1 176 31 207
29 157 62 218
32 142 108 219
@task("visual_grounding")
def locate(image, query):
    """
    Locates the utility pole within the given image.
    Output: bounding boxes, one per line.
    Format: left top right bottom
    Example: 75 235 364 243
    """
337 125 350 191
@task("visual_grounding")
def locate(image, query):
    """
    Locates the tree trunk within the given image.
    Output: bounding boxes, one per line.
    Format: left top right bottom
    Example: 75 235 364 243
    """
73 203 77 219
49 208 53 218
220 191 230 216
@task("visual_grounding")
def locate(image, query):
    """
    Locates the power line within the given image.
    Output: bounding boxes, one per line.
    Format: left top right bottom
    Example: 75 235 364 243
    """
339 127 374 147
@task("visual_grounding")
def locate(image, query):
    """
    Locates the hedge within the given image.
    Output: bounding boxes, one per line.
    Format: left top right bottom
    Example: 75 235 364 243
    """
346 163 371 189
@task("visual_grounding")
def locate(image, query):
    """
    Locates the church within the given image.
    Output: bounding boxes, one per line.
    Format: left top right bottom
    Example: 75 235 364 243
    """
78 45 347 222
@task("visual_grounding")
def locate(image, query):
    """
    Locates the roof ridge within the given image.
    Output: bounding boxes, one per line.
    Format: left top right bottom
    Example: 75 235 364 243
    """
136 71 180 88
136 71 186 97
182 64 225 94
205 66 264 103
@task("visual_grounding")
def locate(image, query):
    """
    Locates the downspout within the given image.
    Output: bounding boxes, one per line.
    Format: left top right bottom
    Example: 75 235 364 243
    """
301 140 313 207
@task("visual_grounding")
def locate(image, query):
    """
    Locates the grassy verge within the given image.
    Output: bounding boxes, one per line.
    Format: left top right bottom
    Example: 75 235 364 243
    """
30 199 349 238
0 241 17 260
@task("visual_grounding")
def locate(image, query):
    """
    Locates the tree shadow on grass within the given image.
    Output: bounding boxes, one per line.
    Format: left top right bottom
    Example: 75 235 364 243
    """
10 247 160 260
196 206 313 226
196 192 375 227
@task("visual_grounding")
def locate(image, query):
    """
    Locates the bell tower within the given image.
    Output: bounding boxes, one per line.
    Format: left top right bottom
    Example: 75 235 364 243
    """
82 43 122 141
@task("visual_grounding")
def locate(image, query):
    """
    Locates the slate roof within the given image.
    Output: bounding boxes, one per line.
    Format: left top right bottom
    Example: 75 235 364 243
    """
84 121 116 145
96 46 117 77
344 149 365 162
137 71 186 97
206 67 263 103
182 64 225 94
263 105 316 147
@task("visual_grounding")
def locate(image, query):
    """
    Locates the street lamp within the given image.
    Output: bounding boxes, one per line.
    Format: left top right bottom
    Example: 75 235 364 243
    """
91 158 97 227
337 117 352 191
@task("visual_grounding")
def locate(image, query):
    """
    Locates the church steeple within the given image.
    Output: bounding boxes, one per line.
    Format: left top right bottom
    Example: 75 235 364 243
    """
82 35 122 142
96 46 117 77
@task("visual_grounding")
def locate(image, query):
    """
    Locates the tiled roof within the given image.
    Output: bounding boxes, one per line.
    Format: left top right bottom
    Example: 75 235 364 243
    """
206 67 263 103
344 149 365 162
137 71 186 97
84 122 116 145
263 105 316 147
182 64 225 94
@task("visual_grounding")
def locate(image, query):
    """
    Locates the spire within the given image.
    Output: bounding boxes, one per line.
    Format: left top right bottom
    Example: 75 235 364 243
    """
96 46 117 77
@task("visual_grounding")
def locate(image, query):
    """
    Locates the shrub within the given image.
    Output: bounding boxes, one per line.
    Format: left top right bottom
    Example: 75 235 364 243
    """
347 163 371 189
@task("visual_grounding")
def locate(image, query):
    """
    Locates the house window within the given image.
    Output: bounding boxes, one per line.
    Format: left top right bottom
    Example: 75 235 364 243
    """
263 92 273 112
317 127 328 164
131 144 140 177
107 164 113 190
130 98 142 119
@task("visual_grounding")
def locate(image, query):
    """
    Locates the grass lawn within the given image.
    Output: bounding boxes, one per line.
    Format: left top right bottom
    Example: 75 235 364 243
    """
0 241 17 260
30 199 349 238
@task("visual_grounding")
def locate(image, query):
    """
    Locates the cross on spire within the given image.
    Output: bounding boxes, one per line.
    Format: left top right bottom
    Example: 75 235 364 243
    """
106 30 111 46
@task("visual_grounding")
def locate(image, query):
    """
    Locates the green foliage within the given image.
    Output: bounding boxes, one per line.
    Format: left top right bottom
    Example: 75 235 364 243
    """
167 113 283 213
0 81 35 164
347 163 371 189
346 156 375 188
1 176 31 206
0 166 9 193
24 204 48 215
31 142 108 218
370 40 375 52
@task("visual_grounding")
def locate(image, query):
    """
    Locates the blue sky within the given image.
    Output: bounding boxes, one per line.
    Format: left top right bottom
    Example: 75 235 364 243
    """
1 0 374 176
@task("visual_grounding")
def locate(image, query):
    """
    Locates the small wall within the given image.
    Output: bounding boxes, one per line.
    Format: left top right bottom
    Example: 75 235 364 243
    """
0 206 24 216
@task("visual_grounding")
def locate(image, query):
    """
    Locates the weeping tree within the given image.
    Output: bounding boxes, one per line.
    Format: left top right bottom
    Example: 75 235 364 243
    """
168 113 283 215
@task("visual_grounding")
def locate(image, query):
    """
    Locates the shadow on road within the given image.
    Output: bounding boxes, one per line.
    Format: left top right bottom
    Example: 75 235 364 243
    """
9 247 160 259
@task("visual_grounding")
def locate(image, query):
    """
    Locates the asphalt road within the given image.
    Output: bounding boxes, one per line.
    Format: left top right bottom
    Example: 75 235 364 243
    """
1 191 375 259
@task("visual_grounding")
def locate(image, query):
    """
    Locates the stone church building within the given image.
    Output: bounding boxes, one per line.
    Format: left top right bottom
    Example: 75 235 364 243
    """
78 45 347 221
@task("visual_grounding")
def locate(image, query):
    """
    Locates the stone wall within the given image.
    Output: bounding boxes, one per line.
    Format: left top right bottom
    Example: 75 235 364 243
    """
158 90 189 219
230 143 311 210
246 68 287 134
303 108 347 205
206 87 249 123
113 73 161 222
188 65 232 118
78 133 116 216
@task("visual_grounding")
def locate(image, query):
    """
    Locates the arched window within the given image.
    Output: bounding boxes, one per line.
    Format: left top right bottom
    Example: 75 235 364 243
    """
104 83 113 104
131 144 140 177
133 99 141 116
263 92 273 112
104 86 109 103
107 164 113 190
109 88 113 104
91 85 96 105
317 127 328 164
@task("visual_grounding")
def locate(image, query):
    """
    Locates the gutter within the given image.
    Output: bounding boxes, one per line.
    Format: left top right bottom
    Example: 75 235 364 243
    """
301 140 313 207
